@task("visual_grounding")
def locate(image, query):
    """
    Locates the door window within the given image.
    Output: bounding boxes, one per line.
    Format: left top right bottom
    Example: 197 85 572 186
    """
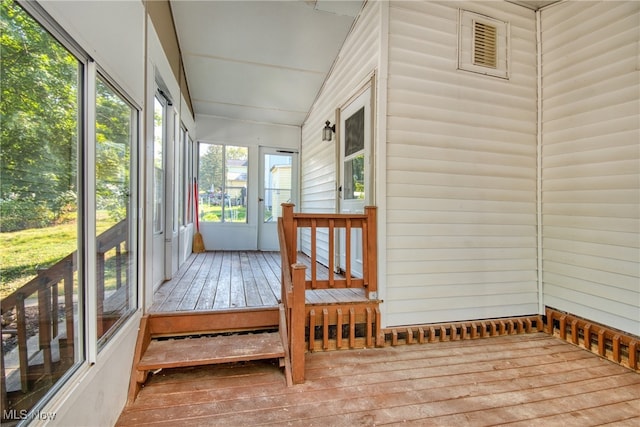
344 107 366 200
263 153 293 222
198 143 248 223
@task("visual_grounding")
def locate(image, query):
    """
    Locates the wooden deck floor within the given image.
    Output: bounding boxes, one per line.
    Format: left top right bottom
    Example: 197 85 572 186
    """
117 333 640 426
151 251 362 312
151 251 283 312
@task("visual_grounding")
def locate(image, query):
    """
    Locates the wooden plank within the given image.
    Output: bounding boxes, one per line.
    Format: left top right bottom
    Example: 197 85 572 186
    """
247 251 279 306
212 251 232 309
137 332 285 370
194 251 224 310
240 252 263 307
148 308 279 337
118 334 640 426
177 252 217 311
229 251 246 308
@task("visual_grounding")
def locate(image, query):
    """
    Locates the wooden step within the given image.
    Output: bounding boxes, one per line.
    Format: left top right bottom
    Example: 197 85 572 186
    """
138 331 285 371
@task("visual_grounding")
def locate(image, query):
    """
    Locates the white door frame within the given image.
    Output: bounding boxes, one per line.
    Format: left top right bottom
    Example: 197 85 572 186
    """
258 147 298 251
337 82 374 276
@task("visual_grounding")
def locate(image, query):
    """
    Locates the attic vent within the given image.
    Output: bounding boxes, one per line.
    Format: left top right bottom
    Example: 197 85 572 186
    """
458 10 509 79
473 21 497 68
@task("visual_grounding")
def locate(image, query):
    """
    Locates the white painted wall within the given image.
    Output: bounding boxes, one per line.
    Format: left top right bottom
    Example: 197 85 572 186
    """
196 115 300 250
384 1 539 326
540 1 640 336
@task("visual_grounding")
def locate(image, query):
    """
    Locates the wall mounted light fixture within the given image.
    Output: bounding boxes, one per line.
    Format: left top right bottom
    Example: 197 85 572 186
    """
322 120 336 141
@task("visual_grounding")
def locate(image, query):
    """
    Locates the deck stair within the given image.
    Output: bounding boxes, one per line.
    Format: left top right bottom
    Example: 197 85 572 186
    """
127 306 291 406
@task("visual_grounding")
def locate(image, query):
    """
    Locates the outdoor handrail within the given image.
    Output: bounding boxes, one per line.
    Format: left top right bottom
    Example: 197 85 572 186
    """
1 219 127 405
281 203 377 297
278 203 377 384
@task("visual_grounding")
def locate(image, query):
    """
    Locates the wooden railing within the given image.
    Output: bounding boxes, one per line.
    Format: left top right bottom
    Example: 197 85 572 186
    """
278 204 378 384
1 219 127 412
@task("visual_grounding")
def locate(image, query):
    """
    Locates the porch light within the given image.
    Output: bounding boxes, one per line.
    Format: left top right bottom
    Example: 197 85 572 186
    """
322 120 335 141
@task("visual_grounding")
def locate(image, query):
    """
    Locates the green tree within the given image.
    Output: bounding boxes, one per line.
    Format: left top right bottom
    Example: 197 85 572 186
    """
0 0 79 230
199 143 223 194
96 78 131 222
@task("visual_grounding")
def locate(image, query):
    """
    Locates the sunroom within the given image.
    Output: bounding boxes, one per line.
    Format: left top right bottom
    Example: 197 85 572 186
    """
0 0 638 425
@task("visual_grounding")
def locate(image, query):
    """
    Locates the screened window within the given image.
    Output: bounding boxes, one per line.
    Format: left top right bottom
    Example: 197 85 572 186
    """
0 0 138 418
198 143 248 223
95 76 137 345
1 0 83 417
152 94 166 234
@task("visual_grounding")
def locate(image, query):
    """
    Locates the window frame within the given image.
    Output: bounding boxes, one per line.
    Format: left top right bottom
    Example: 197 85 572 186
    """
197 142 249 224
1 1 141 417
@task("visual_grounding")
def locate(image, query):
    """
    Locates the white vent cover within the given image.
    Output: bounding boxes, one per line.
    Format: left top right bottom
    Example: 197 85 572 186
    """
458 10 509 79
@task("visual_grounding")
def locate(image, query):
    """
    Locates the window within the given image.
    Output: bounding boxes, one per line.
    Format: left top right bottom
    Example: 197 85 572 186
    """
198 143 248 223
1 0 83 417
95 76 137 345
153 94 166 234
0 0 138 418
179 127 186 226
344 106 366 200
263 153 293 222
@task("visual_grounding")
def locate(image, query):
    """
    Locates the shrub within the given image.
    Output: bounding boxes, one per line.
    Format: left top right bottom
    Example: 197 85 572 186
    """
0 193 54 232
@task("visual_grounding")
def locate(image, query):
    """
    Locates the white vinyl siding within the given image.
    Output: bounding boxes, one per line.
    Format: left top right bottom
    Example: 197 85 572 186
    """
299 1 381 261
385 1 538 326
540 1 640 336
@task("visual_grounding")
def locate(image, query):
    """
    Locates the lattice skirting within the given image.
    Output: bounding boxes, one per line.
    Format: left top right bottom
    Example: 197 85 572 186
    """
545 307 639 373
381 315 544 347
306 306 639 373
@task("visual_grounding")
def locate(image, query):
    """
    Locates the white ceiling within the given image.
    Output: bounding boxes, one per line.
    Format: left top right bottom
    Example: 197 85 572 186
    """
171 0 559 128
171 0 363 127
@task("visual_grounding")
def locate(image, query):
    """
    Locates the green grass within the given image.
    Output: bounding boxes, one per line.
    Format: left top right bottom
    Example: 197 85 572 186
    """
200 205 247 222
0 217 115 299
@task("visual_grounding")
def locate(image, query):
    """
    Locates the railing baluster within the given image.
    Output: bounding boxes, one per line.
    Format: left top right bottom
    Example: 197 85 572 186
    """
362 219 369 291
97 249 106 338
64 256 75 360
16 293 29 392
345 218 351 287
116 243 123 289
38 284 53 377
328 219 335 288
51 282 59 338
311 219 317 289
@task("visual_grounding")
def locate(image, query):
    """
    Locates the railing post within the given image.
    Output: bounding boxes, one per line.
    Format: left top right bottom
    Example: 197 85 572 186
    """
364 206 378 299
282 203 296 265
291 263 306 384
